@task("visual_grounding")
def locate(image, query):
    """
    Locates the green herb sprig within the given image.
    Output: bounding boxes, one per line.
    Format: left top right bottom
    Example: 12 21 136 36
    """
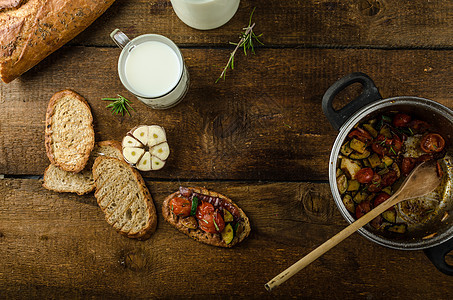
102 94 135 116
216 7 263 83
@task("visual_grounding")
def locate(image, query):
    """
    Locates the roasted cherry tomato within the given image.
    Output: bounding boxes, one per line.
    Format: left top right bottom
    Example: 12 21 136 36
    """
372 134 402 156
392 113 412 127
356 168 374 184
401 157 416 176
373 193 390 207
367 174 382 192
372 135 389 156
409 120 430 133
420 133 445 153
356 201 371 219
170 197 192 217
391 134 403 153
196 201 225 234
381 170 398 187
348 128 373 143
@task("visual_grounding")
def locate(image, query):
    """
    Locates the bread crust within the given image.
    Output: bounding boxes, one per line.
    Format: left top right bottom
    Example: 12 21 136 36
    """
97 140 122 153
92 156 157 240
0 0 116 83
162 187 251 247
45 89 94 173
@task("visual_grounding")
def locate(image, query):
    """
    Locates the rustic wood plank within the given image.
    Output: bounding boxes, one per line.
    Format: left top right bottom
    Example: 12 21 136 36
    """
1 179 452 299
1 47 452 178
73 0 453 48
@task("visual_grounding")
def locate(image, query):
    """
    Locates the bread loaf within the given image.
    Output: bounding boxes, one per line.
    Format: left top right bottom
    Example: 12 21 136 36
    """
45 89 95 173
0 0 115 83
93 156 157 240
43 140 123 195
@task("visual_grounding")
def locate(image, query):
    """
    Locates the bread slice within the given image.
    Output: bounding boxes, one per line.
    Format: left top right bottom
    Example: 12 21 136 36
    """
162 187 251 247
93 156 157 240
0 0 116 83
45 90 95 173
43 140 123 195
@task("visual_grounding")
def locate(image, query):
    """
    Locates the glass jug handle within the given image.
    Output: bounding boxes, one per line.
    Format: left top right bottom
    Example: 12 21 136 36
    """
110 29 130 49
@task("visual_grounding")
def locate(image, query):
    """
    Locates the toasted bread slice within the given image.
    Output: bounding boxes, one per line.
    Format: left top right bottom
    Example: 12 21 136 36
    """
93 156 157 240
43 140 123 195
162 187 251 247
42 165 95 195
45 90 95 173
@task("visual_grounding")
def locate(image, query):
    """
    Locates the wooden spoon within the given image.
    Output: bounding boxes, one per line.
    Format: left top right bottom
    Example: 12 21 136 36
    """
265 160 441 291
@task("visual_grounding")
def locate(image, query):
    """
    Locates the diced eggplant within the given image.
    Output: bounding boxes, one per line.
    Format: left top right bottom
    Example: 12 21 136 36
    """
340 158 362 179
340 142 354 156
349 138 367 154
382 156 393 167
350 149 371 159
381 186 392 195
391 162 401 178
337 174 348 194
347 180 360 192
353 191 368 204
336 168 343 178
365 193 376 202
363 124 378 138
362 158 371 167
368 153 381 168
342 194 355 214
368 119 378 126
379 126 392 138
382 210 396 223
377 167 389 176
386 223 407 234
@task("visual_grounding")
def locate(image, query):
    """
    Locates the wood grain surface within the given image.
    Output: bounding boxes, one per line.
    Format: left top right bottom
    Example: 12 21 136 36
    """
1 179 453 299
73 0 453 48
1 0 453 298
1 48 452 178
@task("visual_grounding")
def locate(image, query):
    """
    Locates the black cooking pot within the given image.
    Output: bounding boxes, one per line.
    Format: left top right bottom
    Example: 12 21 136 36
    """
322 72 453 275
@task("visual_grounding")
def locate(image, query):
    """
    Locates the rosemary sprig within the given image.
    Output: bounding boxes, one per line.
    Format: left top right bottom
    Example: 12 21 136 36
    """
216 7 263 83
101 94 135 116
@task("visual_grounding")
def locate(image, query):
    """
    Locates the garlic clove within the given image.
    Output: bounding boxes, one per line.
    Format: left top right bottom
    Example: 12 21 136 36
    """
132 125 149 145
151 155 166 170
148 125 166 147
122 147 145 164
151 142 170 161
122 135 142 148
137 151 152 171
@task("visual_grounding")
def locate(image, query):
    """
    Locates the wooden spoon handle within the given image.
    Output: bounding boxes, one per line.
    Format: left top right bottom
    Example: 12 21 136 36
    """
265 194 399 291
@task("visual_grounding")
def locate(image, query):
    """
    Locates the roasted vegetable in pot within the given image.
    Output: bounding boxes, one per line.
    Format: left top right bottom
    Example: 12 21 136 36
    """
338 111 447 233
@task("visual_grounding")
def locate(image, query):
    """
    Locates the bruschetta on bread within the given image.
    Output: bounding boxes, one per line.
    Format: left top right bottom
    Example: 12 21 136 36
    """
162 186 251 247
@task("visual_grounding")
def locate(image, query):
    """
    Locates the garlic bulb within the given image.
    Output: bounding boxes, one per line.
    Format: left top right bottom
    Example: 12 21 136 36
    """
122 125 169 171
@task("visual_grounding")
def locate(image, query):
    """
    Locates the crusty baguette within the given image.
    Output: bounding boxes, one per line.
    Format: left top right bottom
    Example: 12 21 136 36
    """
0 0 115 83
162 187 251 247
93 156 157 240
45 89 95 173
43 140 123 195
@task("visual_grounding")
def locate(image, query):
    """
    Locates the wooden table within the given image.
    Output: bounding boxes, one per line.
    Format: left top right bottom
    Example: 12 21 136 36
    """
1 0 453 298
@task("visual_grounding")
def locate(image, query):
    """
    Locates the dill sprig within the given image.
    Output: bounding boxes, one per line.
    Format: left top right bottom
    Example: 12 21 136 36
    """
101 94 135 116
216 7 263 83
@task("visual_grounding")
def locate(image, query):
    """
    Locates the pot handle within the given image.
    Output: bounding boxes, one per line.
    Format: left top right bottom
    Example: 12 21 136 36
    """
424 237 453 276
322 72 382 131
